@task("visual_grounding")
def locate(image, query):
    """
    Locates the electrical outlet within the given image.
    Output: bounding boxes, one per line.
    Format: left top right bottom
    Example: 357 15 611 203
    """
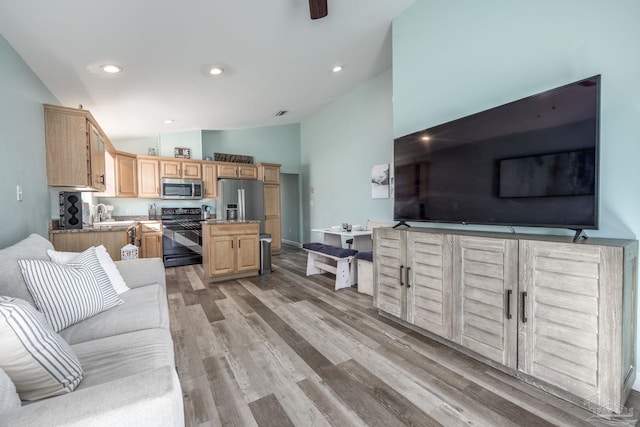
126 209 131 215
16 184 23 202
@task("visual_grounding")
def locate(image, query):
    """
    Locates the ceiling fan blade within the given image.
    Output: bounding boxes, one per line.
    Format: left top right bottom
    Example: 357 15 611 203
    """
309 0 328 19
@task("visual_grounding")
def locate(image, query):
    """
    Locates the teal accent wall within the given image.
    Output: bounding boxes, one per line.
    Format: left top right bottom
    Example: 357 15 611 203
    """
300 70 394 244
393 0 640 389
202 124 301 174
0 35 58 247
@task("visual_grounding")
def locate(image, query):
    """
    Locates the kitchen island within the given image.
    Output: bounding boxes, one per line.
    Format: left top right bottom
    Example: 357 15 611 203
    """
202 221 260 282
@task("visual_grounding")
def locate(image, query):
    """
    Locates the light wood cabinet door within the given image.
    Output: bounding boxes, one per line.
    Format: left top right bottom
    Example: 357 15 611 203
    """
263 184 281 253
518 240 629 406
237 234 259 272
89 123 106 191
115 153 137 197
407 232 453 340
217 163 258 179
137 157 160 198
160 159 201 179
182 161 202 179
452 236 518 368
374 228 405 318
141 232 163 258
259 164 280 184
209 235 235 275
160 160 181 178
202 163 217 198
45 107 91 187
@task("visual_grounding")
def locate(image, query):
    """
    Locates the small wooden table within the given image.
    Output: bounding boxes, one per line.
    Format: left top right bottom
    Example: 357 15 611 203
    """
311 228 373 252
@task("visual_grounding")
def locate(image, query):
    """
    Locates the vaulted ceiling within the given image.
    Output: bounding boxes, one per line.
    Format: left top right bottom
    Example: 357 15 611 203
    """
0 0 414 141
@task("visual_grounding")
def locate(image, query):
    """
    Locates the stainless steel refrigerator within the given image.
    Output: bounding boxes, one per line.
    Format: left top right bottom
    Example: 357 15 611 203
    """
216 179 265 233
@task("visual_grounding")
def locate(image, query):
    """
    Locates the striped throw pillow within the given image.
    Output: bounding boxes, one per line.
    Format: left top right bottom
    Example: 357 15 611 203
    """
18 247 122 332
0 296 83 401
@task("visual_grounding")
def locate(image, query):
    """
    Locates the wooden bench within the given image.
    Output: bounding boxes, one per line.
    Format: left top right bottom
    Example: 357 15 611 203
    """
302 242 358 290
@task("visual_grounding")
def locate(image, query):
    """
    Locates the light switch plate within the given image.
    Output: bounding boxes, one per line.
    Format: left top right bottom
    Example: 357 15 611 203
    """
16 184 23 202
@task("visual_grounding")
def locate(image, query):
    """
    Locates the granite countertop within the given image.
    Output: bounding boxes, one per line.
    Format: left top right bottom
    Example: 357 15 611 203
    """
202 220 260 225
49 216 161 234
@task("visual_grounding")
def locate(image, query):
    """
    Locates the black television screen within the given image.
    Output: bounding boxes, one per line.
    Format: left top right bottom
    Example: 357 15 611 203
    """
393 75 600 230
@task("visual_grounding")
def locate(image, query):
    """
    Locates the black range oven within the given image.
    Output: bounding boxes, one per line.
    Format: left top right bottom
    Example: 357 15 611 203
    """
161 207 202 267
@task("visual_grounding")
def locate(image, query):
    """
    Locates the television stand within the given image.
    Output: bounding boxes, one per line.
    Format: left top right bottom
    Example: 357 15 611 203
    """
570 228 588 242
393 221 411 229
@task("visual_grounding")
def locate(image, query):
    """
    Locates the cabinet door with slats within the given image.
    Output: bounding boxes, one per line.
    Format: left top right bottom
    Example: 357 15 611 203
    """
407 232 453 339
519 240 620 403
453 236 517 368
374 228 404 318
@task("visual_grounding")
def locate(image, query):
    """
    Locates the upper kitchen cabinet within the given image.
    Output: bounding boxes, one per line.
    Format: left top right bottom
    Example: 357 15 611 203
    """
137 156 161 198
115 152 137 197
44 104 112 191
202 162 217 198
258 163 280 184
160 159 202 179
217 162 258 179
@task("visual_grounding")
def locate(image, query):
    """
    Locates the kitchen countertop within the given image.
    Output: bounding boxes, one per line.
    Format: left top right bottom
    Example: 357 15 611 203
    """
202 220 260 225
49 217 161 234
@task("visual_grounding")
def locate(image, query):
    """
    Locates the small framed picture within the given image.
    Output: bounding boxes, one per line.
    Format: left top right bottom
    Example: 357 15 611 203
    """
174 147 191 159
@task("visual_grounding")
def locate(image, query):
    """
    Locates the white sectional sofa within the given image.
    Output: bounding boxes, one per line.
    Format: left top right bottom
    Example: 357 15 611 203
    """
0 234 184 426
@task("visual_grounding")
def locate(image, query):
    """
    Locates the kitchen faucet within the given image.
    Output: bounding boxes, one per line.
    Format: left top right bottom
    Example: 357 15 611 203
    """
95 203 107 223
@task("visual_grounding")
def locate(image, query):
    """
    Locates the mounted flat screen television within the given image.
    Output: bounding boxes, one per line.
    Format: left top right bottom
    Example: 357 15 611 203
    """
393 75 600 233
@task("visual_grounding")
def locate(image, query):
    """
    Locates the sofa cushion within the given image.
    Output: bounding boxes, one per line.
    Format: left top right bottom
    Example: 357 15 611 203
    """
47 245 130 295
19 247 122 332
58 283 169 345
0 368 20 414
0 297 83 401
0 234 53 307
71 328 175 390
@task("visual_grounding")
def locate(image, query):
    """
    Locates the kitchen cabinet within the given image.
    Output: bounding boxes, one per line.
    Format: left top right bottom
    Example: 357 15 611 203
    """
202 162 217 198
259 163 282 254
49 230 128 261
374 228 638 412
115 152 137 197
160 159 202 179
140 221 163 258
44 104 110 191
203 222 259 282
137 156 160 198
217 163 258 179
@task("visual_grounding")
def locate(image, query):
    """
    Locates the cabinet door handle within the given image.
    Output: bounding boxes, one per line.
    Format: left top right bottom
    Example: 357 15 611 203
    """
100 174 105 184
399 265 404 287
231 240 234 249
406 267 411 288
506 289 512 319
521 291 528 323
238 240 241 248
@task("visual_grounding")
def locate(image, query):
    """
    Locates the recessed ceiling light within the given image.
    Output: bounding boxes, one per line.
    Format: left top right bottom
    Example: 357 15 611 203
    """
421 135 430 141
163 119 174 124
209 66 224 76
332 65 343 73
101 64 122 74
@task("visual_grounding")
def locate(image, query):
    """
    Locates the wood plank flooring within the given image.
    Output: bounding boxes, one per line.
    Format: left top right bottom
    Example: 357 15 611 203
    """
166 245 640 426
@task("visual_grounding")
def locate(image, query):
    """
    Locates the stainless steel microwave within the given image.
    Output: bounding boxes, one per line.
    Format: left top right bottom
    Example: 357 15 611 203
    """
161 178 203 200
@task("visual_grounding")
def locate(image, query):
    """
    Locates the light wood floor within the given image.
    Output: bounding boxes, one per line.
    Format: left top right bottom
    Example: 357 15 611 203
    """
166 245 640 427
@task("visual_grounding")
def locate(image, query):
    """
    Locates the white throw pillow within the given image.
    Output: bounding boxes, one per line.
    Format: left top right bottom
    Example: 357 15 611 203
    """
0 367 20 413
19 247 123 332
47 245 130 295
0 297 83 401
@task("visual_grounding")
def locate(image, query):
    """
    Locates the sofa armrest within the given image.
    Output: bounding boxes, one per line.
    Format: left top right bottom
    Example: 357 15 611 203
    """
114 258 166 290
0 366 184 427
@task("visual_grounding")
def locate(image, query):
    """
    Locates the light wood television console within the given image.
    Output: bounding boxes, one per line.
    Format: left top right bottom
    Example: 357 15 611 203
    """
373 226 638 413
